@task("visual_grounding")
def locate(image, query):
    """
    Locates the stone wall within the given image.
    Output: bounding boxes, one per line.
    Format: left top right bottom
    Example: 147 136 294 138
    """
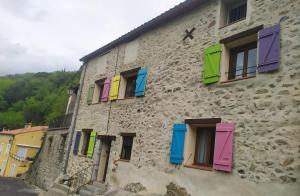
27 128 69 190
68 0 300 195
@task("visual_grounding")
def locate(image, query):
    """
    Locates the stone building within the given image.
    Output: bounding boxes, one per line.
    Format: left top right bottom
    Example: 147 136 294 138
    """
66 0 300 195
26 87 78 190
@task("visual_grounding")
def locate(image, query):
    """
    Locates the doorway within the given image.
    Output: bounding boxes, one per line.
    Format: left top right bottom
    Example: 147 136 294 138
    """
96 136 115 182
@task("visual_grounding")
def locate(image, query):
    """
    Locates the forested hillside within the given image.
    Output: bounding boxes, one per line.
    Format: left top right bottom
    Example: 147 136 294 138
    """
0 71 80 130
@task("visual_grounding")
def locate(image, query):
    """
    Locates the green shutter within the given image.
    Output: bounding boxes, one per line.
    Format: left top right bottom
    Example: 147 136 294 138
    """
87 131 97 158
203 44 222 84
87 84 95 105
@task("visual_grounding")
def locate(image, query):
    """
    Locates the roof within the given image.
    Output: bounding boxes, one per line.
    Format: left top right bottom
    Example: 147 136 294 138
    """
80 0 208 62
0 126 48 136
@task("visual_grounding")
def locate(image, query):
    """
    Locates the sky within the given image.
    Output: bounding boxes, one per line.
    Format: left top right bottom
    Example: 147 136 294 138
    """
0 0 184 76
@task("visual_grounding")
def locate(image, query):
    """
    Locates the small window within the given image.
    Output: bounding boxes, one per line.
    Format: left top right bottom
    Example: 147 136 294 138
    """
48 137 53 154
119 68 140 99
120 136 134 160
228 1 247 24
5 144 11 155
16 147 27 161
228 42 257 80
219 0 247 27
81 130 92 155
194 128 215 166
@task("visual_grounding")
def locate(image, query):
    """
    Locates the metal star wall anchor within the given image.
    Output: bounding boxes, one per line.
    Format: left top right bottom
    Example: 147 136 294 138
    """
183 27 195 41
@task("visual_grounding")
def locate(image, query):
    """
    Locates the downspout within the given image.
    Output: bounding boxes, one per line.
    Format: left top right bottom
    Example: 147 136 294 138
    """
63 63 88 174
106 47 120 134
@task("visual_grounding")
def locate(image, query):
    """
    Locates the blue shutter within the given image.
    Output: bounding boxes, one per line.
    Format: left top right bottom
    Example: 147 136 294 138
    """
170 124 186 165
135 68 148 97
73 131 81 155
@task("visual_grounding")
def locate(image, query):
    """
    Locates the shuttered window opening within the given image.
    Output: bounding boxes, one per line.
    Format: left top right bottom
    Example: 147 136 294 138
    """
177 119 234 172
95 79 105 103
120 68 140 99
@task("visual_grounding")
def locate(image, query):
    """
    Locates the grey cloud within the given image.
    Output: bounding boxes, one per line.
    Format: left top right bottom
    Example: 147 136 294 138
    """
0 0 183 76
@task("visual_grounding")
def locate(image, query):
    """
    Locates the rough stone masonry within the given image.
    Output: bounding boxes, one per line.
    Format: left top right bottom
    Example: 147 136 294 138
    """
66 0 300 195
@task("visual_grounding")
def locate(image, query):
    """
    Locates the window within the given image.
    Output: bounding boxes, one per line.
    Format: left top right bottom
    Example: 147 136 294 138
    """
94 79 105 103
228 1 247 24
16 147 27 161
219 0 247 27
183 118 221 170
119 68 140 99
48 137 53 154
228 42 257 80
81 130 92 155
194 128 215 166
120 136 134 160
0 143 3 155
5 144 11 155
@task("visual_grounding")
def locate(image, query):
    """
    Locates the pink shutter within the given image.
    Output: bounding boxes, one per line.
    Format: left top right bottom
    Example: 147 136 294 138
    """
101 79 111 102
213 123 234 172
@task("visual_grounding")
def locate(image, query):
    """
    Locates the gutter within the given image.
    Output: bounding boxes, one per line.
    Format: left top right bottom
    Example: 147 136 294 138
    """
63 64 88 174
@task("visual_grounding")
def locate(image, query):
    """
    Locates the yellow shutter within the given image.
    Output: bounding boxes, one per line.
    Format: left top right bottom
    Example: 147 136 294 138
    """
109 75 121 100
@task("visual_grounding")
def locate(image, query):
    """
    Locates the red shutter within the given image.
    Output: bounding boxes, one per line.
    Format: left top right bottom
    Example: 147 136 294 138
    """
213 123 234 172
101 79 111 102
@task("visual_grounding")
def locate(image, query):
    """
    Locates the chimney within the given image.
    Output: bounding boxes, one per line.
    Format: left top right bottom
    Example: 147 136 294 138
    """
24 123 32 128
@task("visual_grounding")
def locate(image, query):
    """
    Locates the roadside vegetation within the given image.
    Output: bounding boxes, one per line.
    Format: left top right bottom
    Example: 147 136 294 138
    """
0 71 80 129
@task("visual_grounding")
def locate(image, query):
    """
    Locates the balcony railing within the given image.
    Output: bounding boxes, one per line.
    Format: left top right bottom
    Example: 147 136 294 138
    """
49 113 73 129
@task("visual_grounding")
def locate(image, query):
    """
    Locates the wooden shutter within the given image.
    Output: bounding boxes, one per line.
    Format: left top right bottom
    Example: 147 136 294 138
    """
101 79 111 102
170 124 186 165
73 131 81 155
135 68 148 97
87 84 95 105
109 75 121 101
213 123 234 172
258 24 280 73
87 131 97 158
203 44 222 84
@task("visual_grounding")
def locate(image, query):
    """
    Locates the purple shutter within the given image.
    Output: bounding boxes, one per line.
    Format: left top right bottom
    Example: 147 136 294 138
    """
101 79 111 102
258 24 280 73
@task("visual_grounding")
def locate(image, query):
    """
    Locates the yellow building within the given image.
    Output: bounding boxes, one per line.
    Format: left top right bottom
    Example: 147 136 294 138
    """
0 126 47 177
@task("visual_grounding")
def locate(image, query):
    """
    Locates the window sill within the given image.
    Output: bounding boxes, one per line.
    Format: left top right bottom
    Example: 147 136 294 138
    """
220 75 256 84
184 164 213 171
118 159 130 162
77 154 88 158
219 18 246 29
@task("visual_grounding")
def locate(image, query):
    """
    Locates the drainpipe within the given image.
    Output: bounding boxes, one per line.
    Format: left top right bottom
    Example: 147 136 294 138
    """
63 63 88 174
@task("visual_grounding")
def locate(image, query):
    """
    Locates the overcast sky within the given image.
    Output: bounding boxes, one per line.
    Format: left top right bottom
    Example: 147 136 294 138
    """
0 0 183 76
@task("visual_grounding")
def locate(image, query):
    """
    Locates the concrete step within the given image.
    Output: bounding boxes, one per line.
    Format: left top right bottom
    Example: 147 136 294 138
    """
52 183 70 193
44 188 68 196
93 181 107 190
78 189 93 196
84 184 106 194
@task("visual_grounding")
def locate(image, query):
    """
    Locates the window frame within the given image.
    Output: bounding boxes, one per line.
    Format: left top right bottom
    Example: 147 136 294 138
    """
95 79 106 103
120 135 134 161
228 42 257 80
119 68 140 99
194 127 215 167
183 118 221 171
227 0 247 25
81 129 92 156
